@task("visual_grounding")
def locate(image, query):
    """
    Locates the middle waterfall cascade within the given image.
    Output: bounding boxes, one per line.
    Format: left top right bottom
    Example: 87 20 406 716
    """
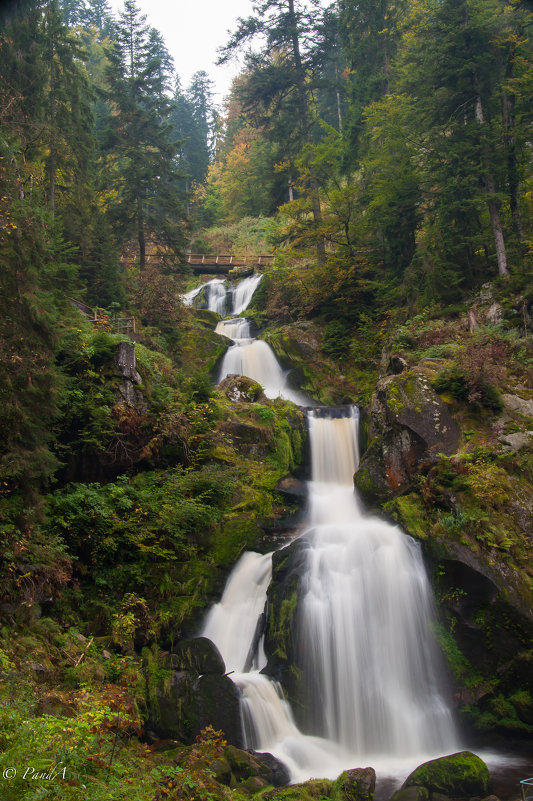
201 407 460 783
183 273 308 403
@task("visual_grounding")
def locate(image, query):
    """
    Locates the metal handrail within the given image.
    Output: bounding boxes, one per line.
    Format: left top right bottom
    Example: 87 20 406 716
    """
520 778 533 801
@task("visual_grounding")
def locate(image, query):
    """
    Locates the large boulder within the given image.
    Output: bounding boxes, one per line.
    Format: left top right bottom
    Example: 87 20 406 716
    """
401 751 491 798
355 370 459 503
168 636 225 675
146 643 243 746
174 741 290 792
389 787 429 801
218 375 266 403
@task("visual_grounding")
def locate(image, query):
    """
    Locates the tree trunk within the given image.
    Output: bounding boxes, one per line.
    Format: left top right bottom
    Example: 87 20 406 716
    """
475 96 508 277
137 194 146 269
500 48 523 242
49 58 56 214
334 61 343 132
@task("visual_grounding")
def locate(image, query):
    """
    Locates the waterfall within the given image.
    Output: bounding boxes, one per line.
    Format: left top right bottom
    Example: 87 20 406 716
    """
182 273 262 317
232 274 262 314
218 339 309 405
182 277 227 314
200 405 460 783
183 273 309 404
215 318 252 341
299 409 458 757
205 278 227 315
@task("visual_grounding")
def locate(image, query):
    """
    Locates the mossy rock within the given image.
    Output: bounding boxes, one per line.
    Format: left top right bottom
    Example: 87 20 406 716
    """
402 751 491 797
219 375 266 403
257 778 334 800
169 636 225 674
194 308 223 328
335 767 376 801
173 742 289 792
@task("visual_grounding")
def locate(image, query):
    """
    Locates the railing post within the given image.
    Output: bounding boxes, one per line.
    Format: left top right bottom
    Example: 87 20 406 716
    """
521 778 533 801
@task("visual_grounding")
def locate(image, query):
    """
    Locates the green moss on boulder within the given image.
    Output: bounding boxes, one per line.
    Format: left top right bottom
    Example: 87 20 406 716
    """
402 751 491 797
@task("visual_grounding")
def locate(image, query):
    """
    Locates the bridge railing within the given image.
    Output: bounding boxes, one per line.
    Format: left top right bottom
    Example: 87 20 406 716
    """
521 778 533 801
185 254 273 266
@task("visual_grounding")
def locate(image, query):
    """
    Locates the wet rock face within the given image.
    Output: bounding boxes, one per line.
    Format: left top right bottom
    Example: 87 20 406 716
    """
401 751 491 798
169 636 225 675
146 640 244 747
355 370 459 502
263 537 311 728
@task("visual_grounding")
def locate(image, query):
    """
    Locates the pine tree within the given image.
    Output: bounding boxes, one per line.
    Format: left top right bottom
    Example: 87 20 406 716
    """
104 0 186 267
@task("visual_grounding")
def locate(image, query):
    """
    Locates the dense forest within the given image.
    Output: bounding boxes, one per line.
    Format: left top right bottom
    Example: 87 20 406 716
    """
0 0 532 798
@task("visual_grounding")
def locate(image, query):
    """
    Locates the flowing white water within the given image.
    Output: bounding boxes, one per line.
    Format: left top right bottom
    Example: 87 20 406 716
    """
201 406 460 784
182 273 262 317
205 278 227 315
181 283 204 306
181 278 227 314
232 273 262 314
184 274 309 404
300 409 458 758
215 318 252 340
202 551 272 674
218 339 309 405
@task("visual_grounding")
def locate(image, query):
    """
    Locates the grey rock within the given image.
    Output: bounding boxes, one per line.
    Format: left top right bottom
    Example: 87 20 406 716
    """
501 394 533 417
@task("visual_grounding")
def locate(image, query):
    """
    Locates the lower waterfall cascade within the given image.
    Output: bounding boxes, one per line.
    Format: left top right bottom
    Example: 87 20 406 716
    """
185 271 462 784
201 407 460 782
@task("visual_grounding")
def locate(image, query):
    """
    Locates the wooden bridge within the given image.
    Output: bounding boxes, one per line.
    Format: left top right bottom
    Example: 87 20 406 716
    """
185 254 273 274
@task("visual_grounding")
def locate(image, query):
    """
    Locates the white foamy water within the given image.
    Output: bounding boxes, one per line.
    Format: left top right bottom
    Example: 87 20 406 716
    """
299 409 458 757
218 339 309 405
215 318 252 341
181 278 227 314
200 405 460 784
202 551 272 674
232 274 262 314
182 273 262 317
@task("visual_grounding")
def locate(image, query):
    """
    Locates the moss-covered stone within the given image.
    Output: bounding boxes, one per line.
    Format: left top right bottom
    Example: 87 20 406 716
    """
402 751 491 797
262 323 358 405
334 767 376 801
257 778 334 800
170 636 225 674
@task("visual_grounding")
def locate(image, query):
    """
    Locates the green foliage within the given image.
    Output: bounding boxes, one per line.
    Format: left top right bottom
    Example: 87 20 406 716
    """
47 467 233 581
433 365 502 411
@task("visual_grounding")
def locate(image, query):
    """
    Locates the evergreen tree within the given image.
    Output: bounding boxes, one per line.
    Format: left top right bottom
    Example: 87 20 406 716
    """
170 77 210 186
339 0 406 162
104 0 186 267
399 0 514 282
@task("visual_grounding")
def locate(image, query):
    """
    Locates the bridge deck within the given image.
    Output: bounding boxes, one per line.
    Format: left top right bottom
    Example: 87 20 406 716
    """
121 254 273 273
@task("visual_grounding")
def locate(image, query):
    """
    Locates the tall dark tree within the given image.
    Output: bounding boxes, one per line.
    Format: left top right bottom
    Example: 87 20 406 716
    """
400 0 513 280
105 0 186 267
43 0 93 215
339 0 406 162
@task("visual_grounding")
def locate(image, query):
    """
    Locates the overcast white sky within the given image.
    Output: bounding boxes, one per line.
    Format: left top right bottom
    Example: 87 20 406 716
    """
108 0 254 104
